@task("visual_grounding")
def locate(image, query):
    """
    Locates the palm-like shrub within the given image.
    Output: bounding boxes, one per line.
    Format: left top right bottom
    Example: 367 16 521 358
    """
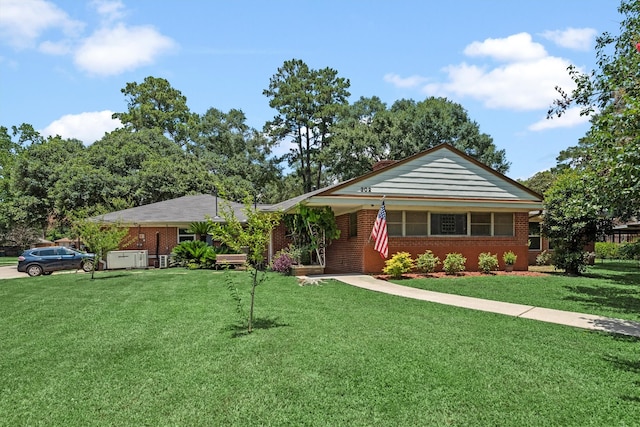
382 252 414 279
187 221 213 242
172 240 217 269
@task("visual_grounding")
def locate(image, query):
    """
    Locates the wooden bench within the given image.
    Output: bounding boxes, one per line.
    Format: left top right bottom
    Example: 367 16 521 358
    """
215 253 248 268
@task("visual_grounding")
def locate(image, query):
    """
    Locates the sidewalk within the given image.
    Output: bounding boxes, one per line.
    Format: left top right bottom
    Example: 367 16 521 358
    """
316 274 640 338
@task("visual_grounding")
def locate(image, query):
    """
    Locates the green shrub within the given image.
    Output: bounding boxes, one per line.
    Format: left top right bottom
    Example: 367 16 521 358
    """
552 248 588 275
478 252 498 274
443 253 466 275
171 240 217 269
619 241 640 260
382 252 414 279
416 250 441 274
502 251 517 265
595 241 619 260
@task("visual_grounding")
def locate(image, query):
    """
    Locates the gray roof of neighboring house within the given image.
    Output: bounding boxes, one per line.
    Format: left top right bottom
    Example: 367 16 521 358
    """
94 194 266 225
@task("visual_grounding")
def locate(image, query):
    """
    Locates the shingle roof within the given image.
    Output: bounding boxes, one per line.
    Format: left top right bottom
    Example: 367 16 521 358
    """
93 194 255 224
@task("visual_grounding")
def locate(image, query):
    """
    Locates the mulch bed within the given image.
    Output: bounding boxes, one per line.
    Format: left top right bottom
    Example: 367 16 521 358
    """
375 270 549 280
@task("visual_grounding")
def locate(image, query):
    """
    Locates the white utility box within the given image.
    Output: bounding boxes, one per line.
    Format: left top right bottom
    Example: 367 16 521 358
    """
106 250 148 270
158 255 169 269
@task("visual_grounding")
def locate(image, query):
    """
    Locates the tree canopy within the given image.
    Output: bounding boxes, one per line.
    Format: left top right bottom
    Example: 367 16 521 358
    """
326 96 510 181
2 58 518 241
548 0 640 220
263 58 351 193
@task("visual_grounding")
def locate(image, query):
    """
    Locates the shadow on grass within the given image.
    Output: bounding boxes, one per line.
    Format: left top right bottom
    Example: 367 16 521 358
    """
87 273 135 280
563 285 640 315
227 317 289 338
603 354 640 403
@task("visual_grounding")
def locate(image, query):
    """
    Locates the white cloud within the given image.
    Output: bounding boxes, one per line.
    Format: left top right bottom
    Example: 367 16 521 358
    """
74 23 176 76
464 32 548 62
541 27 597 51
91 0 126 23
383 73 429 89
38 40 72 55
0 0 176 76
41 110 121 145
424 56 576 110
0 0 84 49
528 107 591 131
387 32 582 114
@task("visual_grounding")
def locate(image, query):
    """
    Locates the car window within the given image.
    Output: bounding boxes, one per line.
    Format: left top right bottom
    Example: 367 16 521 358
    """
55 247 70 255
39 249 55 256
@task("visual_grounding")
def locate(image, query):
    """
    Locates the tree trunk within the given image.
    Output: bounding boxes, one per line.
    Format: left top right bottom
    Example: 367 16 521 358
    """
248 268 258 333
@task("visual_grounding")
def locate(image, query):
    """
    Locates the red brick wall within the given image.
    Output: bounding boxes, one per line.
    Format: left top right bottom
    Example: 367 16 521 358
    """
120 226 179 265
337 210 530 273
268 211 532 274
324 211 367 273
271 223 291 256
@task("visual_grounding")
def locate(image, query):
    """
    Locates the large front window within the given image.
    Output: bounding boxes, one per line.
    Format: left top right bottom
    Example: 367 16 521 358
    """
431 213 467 235
494 213 514 236
383 210 516 237
406 211 428 236
387 211 403 236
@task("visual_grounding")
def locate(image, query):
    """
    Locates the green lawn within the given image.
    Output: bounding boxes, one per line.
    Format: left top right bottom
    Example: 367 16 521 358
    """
1 268 639 426
392 261 640 322
0 257 17 266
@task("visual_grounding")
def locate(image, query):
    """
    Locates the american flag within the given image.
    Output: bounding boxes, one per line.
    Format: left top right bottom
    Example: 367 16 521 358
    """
371 200 388 258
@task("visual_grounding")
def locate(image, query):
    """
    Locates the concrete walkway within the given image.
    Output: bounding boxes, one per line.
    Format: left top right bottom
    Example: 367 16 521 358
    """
313 274 640 338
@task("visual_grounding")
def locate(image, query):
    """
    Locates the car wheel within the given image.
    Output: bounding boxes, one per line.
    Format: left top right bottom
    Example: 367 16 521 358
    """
27 265 43 277
82 260 94 272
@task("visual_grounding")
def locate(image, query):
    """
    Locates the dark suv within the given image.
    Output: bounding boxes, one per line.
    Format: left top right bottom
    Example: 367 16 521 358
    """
17 247 95 277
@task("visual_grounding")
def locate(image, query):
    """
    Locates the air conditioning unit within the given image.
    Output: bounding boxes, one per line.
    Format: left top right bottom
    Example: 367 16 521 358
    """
158 255 169 269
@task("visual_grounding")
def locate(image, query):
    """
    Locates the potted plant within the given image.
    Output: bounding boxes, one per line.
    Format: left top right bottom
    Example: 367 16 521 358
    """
502 251 517 272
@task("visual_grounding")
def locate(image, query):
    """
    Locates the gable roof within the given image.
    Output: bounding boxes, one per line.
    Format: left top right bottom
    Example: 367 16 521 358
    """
94 194 258 225
272 144 543 215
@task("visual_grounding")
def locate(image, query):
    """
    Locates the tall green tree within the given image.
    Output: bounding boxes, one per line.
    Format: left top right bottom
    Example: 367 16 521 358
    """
191 107 282 201
112 76 195 146
10 135 86 234
324 96 389 180
327 97 510 181
548 0 640 220
542 171 611 275
264 59 350 194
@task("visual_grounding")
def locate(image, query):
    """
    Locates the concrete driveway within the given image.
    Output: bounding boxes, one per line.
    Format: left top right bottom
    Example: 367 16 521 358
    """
0 265 26 279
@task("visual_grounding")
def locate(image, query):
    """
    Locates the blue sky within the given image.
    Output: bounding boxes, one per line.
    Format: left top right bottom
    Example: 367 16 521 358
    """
0 0 621 180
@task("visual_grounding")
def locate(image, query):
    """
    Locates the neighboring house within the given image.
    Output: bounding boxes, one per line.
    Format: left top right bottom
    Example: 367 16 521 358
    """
97 195 254 266
98 144 543 272
268 144 543 273
606 218 640 243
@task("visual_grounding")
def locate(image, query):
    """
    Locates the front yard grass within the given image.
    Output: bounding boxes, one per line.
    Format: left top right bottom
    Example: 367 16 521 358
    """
0 257 17 266
1 268 638 426
393 261 640 322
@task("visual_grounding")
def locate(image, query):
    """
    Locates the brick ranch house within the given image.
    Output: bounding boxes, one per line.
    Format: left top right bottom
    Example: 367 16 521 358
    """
98 144 543 273
268 144 543 273
96 195 250 267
